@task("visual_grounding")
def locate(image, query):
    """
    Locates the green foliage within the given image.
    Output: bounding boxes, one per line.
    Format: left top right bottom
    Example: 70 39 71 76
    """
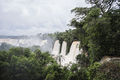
93 61 120 80
76 54 90 67
68 64 88 80
54 29 79 53
86 62 101 80
45 64 70 80
70 0 120 63
0 47 57 80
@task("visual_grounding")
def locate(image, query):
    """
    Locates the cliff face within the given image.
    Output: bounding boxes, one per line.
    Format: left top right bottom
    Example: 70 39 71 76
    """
100 56 120 64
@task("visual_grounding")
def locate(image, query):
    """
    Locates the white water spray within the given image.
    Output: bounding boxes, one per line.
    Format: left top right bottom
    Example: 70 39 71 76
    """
51 40 60 56
52 40 82 66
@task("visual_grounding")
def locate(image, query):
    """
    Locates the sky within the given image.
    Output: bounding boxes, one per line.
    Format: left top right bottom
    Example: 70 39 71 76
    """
0 0 88 36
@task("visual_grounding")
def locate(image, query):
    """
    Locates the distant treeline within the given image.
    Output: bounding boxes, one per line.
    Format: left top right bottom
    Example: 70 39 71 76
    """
0 33 55 39
0 35 28 39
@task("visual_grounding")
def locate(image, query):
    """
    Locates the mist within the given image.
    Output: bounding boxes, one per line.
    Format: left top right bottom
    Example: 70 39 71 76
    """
0 34 55 52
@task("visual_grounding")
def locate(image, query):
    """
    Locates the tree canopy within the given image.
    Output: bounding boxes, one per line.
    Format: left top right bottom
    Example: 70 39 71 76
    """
70 0 120 63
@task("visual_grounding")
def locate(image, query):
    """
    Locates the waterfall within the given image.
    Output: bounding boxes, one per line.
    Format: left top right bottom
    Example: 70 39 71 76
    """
51 40 60 56
68 41 80 61
51 40 82 66
60 41 67 65
64 41 80 65
60 41 67 56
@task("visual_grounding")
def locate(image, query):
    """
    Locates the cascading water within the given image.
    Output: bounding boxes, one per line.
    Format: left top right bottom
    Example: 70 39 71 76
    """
65 41 81 65
69 41 80 61
60 41 67 65
52 40 82 66
51 40 60 57
60 41 67 56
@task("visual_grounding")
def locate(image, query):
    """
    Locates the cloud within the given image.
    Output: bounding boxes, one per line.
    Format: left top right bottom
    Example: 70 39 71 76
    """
0 0 88 35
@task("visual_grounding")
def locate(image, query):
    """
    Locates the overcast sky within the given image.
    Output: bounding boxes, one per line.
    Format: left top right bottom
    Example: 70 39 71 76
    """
0 0 88 36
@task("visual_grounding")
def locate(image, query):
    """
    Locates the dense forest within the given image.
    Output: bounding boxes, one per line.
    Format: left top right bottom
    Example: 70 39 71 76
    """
0 0 120 80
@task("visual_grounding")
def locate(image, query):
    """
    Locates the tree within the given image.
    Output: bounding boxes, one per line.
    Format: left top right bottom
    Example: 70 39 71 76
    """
93 61 120 80
71 0 120 63
45 64 70 80
76 54 90 67
0 47 56 80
